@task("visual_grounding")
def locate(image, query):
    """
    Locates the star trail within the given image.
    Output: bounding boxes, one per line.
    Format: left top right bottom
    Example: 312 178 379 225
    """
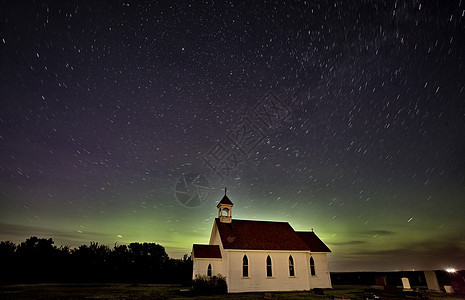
1 1 464 271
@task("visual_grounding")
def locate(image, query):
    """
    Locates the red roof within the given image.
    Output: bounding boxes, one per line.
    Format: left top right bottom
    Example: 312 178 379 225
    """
215 218 330 252
217 195 234 207
192 244 222 258
296 231 331 252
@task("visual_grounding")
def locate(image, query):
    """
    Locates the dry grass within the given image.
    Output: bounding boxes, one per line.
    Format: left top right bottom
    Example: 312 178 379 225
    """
1 284 464 299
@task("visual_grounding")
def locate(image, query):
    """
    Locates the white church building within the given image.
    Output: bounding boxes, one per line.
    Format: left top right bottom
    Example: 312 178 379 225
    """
192 191 332 293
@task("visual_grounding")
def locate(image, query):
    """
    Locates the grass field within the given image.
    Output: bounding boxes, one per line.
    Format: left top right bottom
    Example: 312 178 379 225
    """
0 284 463 299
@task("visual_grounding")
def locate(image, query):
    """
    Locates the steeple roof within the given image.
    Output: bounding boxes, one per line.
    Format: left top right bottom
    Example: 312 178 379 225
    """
217 195 233 207
216 187 234 207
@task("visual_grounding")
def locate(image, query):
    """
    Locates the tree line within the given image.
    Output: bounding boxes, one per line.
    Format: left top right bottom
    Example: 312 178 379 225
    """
0 237 192 284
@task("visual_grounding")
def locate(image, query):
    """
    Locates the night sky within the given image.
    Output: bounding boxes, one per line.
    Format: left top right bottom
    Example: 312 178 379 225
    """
1 1 465 272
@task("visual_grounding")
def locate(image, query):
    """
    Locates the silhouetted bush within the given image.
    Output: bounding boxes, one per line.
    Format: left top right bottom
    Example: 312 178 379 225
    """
192 275 227 295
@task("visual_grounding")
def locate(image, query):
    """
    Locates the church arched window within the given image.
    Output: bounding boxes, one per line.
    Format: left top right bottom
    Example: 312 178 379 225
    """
207 263 212 277
266 255 272 277
242 255 248 277
310 257 316 276
289 255 295 276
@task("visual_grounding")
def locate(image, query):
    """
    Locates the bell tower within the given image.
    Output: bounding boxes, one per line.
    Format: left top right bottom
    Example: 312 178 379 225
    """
217 187 234 223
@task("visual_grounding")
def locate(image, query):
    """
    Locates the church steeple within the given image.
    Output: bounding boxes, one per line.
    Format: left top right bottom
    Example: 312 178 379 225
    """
217 187 234 223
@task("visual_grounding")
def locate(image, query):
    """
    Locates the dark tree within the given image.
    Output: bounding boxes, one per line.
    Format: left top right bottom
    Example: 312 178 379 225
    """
0 241 17 283
0 237 192 283
15 237 59 282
